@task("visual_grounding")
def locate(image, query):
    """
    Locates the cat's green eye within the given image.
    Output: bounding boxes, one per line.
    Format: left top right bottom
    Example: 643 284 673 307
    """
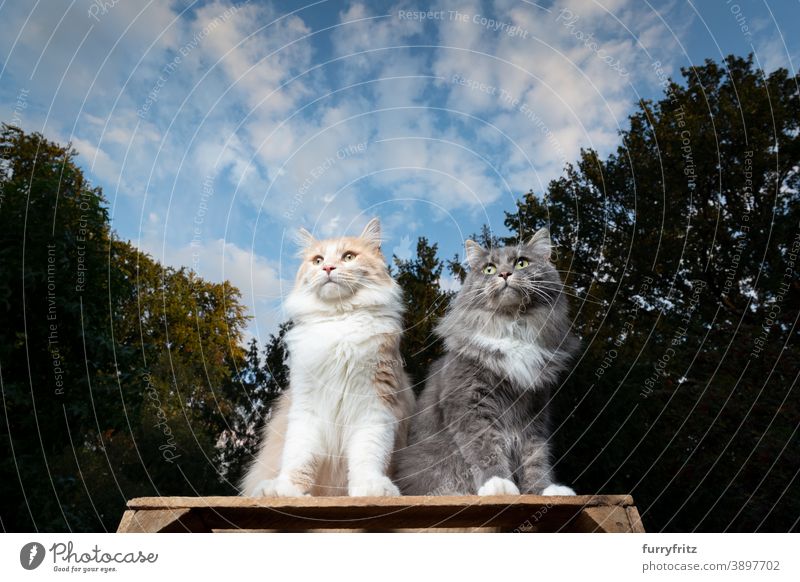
312 256 324 265
515 258 529 270
343 252 357 262
483 264 497 275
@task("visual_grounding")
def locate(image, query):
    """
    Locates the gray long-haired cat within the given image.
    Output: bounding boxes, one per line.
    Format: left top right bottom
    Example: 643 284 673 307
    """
394 228 578 496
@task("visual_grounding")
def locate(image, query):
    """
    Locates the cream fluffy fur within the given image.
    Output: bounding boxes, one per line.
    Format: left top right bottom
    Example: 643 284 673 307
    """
240 219 413 497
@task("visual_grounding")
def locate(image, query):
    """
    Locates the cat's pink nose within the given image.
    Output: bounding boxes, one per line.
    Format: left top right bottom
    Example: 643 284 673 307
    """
322 265 336 275
498 271 512 280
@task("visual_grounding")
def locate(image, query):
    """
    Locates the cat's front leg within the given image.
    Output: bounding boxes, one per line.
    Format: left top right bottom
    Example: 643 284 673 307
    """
256 407 323 497
518 439 576 495
446 402 517 495
345 408 400 497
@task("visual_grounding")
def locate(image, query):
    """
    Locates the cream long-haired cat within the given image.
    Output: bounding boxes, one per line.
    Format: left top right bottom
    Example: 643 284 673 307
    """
241 218 413 497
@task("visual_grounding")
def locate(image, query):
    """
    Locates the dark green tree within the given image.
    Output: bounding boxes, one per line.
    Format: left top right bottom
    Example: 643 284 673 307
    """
0 124 119 530
218 324 289 486
505 55 799 532
393 238 451 393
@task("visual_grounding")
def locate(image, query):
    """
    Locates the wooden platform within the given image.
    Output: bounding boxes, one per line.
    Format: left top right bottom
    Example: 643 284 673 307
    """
117 495 644 533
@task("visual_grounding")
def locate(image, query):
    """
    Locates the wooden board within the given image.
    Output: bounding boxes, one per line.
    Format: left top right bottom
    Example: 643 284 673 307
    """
118 495 644 533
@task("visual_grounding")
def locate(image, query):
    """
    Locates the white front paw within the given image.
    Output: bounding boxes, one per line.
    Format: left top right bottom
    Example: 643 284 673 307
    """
542 483 576 496
349 475 401 497
477 476 520 496
251 479 277 497
252 478 309 497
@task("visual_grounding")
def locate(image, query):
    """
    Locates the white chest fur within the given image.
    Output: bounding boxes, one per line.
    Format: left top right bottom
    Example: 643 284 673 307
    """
444 314 557 389
470 332 555 388
286 311 398 403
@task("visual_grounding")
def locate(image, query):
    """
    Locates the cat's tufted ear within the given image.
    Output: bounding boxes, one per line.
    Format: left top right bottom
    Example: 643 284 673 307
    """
525 227 552 260
464 239 486 269
294 227 316 250
359 217 382 249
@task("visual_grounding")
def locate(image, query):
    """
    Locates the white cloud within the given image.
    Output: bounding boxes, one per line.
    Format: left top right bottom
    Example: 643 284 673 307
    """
189 0 314 111
1 0 704 337
751 22 795 74
71 136 120 185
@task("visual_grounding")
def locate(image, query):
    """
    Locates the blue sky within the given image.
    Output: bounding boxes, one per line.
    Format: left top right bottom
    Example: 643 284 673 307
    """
2 0 797 342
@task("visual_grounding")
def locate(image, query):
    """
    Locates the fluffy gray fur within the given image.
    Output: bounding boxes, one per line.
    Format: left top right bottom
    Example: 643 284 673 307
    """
393 228 578 495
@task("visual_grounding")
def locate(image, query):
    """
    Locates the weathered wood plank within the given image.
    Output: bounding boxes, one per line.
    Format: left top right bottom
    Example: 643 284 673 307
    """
626 505 646 533
588 505 634 532
391 527 503 533
127 494 633 510
211 528 366 533
120 495 643 533
116 508 209 533
116 510 139 533
563 506 635 533
192 504 569 531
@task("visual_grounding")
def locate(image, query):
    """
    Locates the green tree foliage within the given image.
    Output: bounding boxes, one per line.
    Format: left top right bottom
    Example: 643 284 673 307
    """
393 237 450 393
505 55 798 531
218 324 289 486
0 125 249 531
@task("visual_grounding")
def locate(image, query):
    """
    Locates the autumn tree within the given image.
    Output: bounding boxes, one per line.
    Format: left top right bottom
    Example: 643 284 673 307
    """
0 125 249 531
